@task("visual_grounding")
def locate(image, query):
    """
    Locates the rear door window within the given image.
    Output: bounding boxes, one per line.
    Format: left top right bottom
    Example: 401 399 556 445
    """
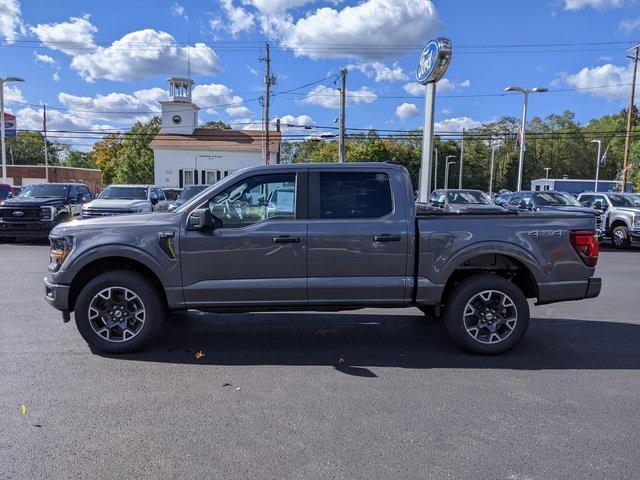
315 172 392 219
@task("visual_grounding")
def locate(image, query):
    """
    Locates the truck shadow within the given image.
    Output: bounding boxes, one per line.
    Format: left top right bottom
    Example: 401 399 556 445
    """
95 312 640 375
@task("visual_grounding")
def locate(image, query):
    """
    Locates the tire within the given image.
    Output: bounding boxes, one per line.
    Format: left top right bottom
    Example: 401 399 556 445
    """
443 274 529 355
611 225 631 250
74 270 165 353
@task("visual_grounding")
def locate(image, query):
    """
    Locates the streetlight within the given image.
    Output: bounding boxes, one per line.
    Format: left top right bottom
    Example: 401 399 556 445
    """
445 155 457 190
590 139 602 192
489 143 502 195
1 76 25 183
505 85 548 191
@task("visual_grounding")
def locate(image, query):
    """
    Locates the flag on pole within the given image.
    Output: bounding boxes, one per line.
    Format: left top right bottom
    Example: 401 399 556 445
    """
600 145 609 166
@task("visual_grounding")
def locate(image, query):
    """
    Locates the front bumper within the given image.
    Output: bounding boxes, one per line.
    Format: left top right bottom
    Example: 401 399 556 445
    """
630 228 640 241
44 277 71 312
0 221 55 238
536 277 602 305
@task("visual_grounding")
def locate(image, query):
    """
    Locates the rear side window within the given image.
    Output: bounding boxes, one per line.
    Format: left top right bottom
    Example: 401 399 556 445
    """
318 172 392 219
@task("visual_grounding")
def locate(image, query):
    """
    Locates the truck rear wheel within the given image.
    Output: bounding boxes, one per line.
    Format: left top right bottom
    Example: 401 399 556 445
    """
443 274 529 355
74 270 165 353
611 225 631 249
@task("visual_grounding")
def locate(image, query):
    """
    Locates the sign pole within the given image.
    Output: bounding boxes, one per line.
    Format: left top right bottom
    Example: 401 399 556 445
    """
1 82 5 184
418 82 436 203
415 38 451 203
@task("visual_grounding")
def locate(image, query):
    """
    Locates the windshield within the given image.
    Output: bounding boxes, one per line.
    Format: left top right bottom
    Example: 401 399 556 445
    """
624 194 640 207
99 186 148 200
178 185 208 200
535 192 581 207
446 191 492 205
18 184 68 199
607 194 636 208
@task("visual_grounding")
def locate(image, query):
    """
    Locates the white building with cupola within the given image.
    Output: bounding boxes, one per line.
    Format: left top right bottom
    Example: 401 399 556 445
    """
151 77 280 188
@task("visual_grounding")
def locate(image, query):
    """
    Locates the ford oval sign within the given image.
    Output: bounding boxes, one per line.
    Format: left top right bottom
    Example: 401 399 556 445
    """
416 38 452 85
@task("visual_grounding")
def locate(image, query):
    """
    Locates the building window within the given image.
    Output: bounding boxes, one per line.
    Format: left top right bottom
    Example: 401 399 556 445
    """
204 170 218 185
183 169 195 187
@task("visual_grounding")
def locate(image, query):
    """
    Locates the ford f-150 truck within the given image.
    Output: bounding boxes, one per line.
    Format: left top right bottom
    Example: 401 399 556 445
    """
44 163 601 355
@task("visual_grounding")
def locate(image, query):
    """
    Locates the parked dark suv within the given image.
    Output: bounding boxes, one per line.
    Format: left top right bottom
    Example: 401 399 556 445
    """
0 183 93 241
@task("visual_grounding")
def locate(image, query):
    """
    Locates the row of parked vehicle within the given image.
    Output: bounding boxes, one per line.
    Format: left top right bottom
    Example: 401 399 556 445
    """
426 188 640 250
0 182 210 241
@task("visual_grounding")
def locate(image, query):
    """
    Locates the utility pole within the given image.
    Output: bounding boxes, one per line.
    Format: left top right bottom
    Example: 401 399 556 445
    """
43 104 49 182
622 44 639 190
338 68 347 163
1 76 24 184
262 43 275 165
590 139 602 193
458 128 464 189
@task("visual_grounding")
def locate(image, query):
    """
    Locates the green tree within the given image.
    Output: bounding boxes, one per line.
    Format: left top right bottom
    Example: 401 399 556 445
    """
6 131 67 165
201 120 232 129
64 150 96 169
113 117 161 184
91 134 123 185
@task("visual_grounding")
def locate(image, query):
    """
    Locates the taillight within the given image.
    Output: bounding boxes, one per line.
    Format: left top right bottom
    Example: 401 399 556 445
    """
570 230 599 267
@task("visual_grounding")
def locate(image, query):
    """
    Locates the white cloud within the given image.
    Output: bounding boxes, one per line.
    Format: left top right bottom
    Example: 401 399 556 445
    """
434 116 482 133
5 84 26 105
221 0 255 37
564 63 638 100
30 15 97 55
396 102 419 121
301 85 377 109
70 29 220 82
619 16 640 33
0 0 25 44
171 3 186 18
34 51 56 65
349 62 408 83
247 65 258 76
238 113 316 137
564 0 626 9
272 0 441 60
52 72 61 82
225 105 251 117
244 0 316 14
403 78 471 96
57 88 167 124
192 83 246 114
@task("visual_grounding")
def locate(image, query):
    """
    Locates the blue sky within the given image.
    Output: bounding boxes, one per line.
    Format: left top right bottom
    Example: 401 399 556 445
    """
1 0 639 149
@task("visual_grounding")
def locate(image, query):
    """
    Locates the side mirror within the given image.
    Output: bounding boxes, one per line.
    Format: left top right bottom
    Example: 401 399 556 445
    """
187 208 222 231
151 196 159 205
518 200 529 210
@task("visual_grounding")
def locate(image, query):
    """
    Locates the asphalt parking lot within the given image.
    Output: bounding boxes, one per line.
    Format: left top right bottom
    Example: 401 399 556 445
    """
2 242 640 480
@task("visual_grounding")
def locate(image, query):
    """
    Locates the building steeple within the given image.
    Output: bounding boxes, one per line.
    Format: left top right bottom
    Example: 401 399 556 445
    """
161 77 198 135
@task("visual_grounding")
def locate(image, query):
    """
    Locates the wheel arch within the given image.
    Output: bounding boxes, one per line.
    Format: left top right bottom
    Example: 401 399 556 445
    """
67 256 168 312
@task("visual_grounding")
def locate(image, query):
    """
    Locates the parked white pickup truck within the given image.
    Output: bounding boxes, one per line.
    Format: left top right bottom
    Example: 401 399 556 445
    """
81 185 169 218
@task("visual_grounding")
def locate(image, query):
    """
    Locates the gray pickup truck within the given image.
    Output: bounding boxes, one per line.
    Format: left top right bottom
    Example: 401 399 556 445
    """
44 163 601 355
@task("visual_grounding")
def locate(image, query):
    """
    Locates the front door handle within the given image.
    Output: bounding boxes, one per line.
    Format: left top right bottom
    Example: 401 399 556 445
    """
273 235 300 244
373 234 401 242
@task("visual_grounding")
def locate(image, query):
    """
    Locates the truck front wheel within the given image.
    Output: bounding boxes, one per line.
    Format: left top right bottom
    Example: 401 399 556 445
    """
74 270 165 353
611 225 631 249
443 274 529 354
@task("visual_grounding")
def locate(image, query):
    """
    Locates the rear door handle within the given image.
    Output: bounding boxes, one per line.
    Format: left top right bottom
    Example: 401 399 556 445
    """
373 234 402 242
273 236 300 244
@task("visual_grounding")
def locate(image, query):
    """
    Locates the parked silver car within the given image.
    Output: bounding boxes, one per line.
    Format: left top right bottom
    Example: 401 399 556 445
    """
578 192 640 249
81 185 169 218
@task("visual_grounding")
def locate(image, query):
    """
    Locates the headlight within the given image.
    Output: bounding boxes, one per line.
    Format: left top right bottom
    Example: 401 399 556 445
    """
40 206 53 221
633 215 640 228
49 236 74 272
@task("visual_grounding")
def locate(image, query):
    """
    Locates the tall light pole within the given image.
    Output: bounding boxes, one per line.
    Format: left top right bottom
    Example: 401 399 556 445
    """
591 139 602 193
489 143 502 195
445 155 456 190
544 167 551 180
505 85 548 191
1 76 25 183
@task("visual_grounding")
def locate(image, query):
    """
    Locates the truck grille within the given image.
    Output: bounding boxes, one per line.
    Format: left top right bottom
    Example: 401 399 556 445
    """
81 208 136 218
595 214 604 230
0 207 40 221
